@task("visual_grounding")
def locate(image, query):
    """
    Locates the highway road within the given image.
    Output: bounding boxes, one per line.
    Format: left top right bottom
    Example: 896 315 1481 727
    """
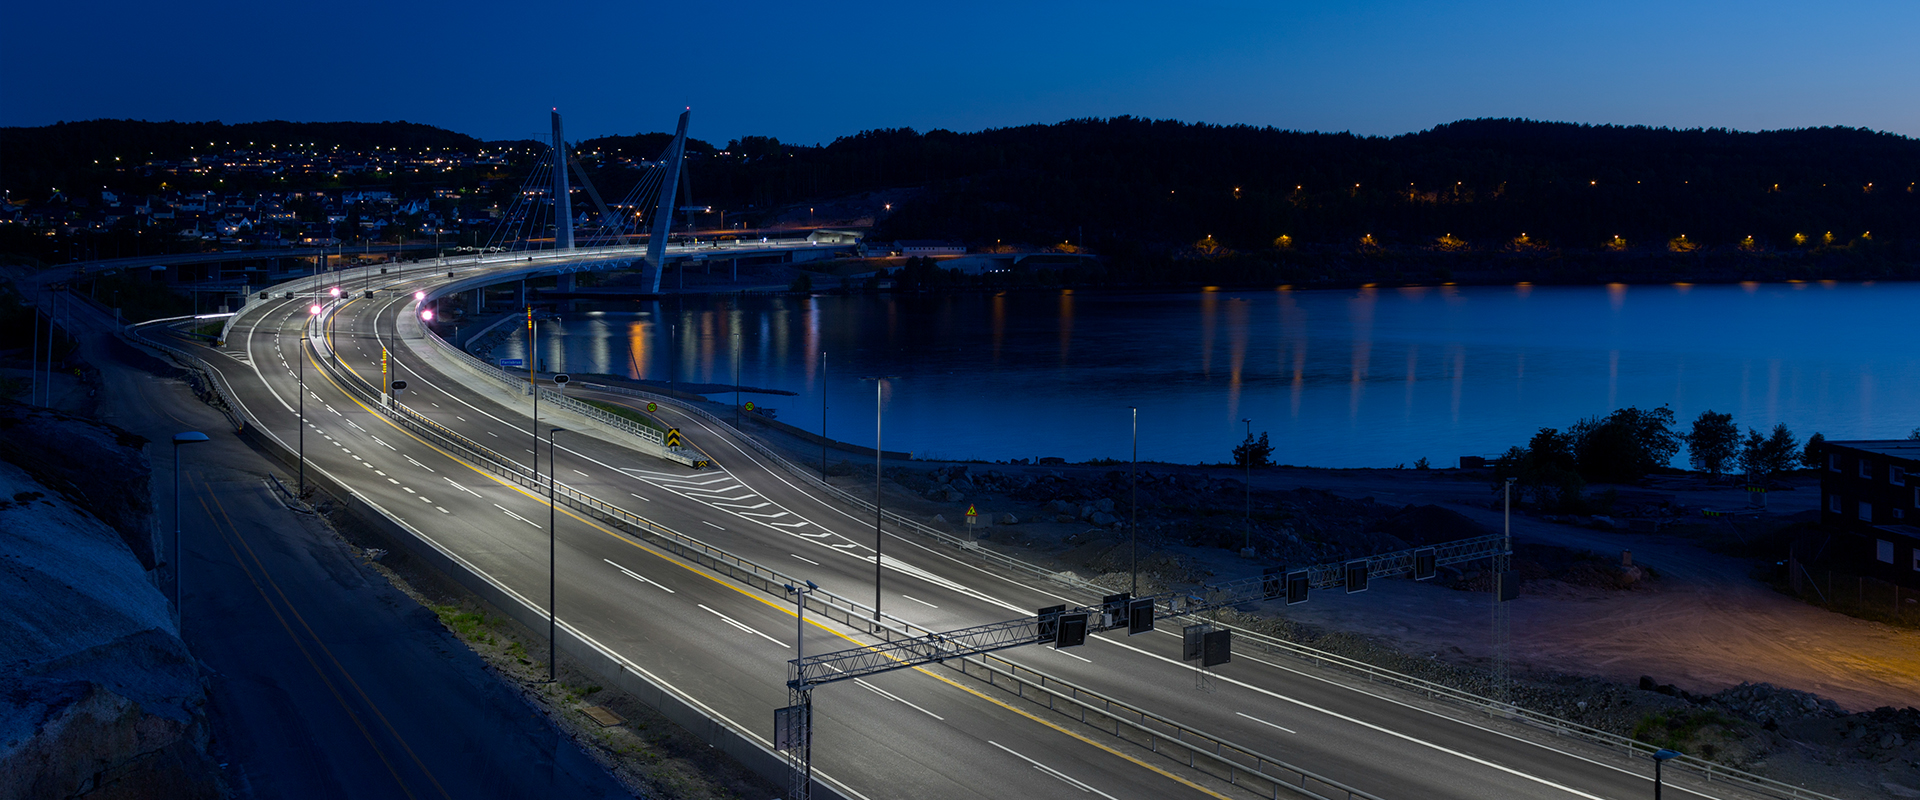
153 258 1777 800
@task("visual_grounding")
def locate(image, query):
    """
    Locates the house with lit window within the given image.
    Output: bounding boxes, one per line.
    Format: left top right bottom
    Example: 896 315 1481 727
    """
1818 440 1920 586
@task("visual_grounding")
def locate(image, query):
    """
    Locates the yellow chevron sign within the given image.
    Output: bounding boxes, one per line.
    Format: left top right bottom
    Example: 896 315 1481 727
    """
665 428 682 448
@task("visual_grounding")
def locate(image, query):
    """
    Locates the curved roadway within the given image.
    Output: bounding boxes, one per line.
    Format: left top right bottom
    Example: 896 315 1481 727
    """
181 261 1762 800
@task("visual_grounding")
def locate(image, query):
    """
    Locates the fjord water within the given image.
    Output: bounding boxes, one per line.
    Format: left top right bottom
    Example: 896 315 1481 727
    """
506 282 1920 467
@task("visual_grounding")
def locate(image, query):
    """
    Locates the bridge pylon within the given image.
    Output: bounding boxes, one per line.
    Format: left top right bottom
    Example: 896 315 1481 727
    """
644 109 690 294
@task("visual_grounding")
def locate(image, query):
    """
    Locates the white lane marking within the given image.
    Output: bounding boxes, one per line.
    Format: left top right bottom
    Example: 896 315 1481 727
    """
403 487 416 494
604 559 675 593
1094 636 1615 800
374 470 386 476
901 594 939 609
386 478 400 485
696 605 787 648
772 521 811 529
347 420 365 431
1051 647 1093 663
789 554 819 565
437 506 449 513
701 521 725 530
371 436 396 451
679 484 745 495
457 415 468 422
572 469 589 477
740 510 791 519
988 741 1117 800
431 402 440 407
445 477 481 497
327 405 340 416
493 503 541 529
628 493 650 502
405 455 434 472
420 496 432 502
712 501 771 510
352 455 363 461
854 679 944 720
1237 712 1296 734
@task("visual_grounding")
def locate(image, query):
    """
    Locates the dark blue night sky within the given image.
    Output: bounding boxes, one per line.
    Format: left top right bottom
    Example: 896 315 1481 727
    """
10 0 1918 144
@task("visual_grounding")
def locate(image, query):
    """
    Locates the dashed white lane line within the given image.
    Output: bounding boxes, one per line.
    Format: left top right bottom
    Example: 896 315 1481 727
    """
790 553 819 565
1051 647 1093 664
386 478 400 485
437 506 449 514
988 741 1117 800
485 430 496 437
740 510 791 519
855 679 944 720
901 594 939 609
405 455 434 472
347 420 365 431
370 436 396 451
713 501 771 510
604 559 675 593
572 469 589 477
402 487 415 494
700 521 725 530
457 415 467 421
629 493 651 502
1237 712 1296 734
697 604 787 648
446 478 481 497
492 503 541 529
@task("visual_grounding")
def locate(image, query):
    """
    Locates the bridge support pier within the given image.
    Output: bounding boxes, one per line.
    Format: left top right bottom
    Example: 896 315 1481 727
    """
556 273 575 293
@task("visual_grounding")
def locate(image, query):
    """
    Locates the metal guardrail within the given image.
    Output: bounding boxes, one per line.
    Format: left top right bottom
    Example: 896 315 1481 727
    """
952 653 1386 800
413 312 690 464
318 267 1834 800
121 316 249 433
574 381 1842 800
570 380 1101 592
1203 619 1837 800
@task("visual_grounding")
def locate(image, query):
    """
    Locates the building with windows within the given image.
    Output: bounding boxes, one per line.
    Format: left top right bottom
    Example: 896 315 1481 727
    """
1818 440 1920 586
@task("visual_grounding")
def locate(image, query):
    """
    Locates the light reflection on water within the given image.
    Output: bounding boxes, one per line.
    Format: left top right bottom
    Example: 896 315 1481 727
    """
491 283 1920 467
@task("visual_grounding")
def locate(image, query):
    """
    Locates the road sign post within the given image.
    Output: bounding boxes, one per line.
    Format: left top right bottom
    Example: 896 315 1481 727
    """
965 504 978 538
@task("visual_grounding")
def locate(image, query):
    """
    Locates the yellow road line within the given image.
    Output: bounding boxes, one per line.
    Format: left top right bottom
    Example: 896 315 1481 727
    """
193 482 435 800
304 301 1222 798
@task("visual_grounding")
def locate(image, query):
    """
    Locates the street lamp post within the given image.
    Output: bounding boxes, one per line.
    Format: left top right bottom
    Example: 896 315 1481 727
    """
548 427 566 683
820 351 828 479
171 431 210 630
1129 407 1139 596
862 376 899 622
734 331 742 428
1652 749 1679 799
300 302 319 497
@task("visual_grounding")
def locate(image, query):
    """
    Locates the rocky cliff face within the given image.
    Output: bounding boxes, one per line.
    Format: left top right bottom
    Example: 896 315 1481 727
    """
0 408 219 799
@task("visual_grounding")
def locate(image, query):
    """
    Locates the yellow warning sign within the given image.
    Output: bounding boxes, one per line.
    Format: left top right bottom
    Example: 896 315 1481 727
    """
965 504 978 518
665 428 682 448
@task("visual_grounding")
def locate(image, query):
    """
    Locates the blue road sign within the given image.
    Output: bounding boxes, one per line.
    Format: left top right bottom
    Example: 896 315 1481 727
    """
499 358 525 368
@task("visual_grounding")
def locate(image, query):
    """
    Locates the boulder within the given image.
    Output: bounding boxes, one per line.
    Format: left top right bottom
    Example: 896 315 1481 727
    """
1089 511 1120 527
1094 498 1116 514
995 513 1019 526
942 487 966 503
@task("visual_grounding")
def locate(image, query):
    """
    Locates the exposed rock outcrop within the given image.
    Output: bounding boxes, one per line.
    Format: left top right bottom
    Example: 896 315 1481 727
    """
0 412 218 800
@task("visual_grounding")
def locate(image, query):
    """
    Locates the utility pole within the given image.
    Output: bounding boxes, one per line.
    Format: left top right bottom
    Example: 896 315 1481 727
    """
862 376 899 622
548 427 566 683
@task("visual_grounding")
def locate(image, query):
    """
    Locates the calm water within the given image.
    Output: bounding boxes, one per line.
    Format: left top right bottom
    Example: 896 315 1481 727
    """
494 282 1920 467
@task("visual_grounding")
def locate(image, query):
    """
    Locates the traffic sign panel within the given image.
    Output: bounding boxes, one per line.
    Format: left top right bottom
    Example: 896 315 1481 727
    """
646 402 658 413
